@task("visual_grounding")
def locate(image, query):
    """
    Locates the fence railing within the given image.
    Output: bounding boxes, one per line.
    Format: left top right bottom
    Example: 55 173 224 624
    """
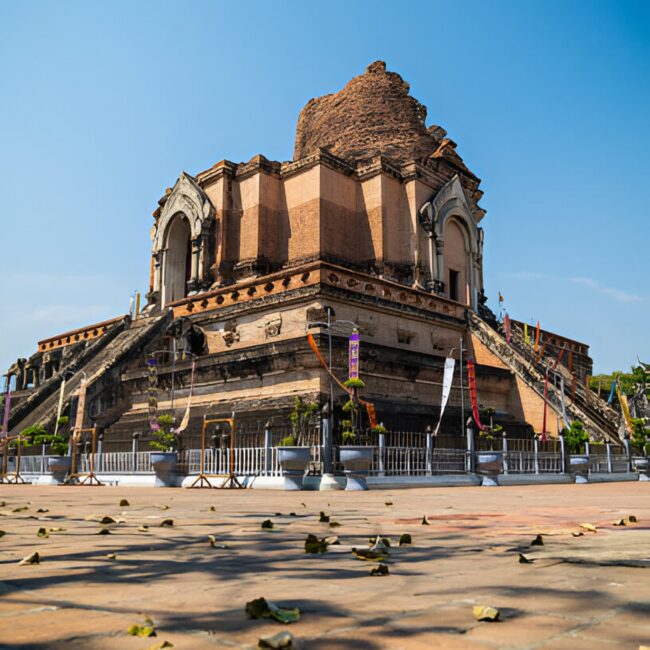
6 440 638 479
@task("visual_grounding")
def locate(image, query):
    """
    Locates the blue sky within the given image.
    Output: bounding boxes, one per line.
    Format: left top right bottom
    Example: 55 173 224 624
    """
0 0 648 375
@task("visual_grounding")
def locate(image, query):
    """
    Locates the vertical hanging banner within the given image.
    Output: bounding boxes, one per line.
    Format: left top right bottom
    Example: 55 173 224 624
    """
541 368 549 442
73 378 88 436
53 378 66 436
504 313 511 344
176 360 196 433
615 383 633 434
1 388 11 439
534 321 541 351
434 357 456 435
147 358 159 431
523 323 530 346
348 330 360 380
466 360 485 431
559 376 571 431
607 380 616 404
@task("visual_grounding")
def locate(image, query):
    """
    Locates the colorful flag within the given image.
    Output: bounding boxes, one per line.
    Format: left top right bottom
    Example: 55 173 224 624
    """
523 323 530 346
498 292 504 303
466 359 485 431
533 321 541 351
541 368 549 442
73 378 88 437
615 383 634 434
607 380 616 404
504 313 511 344
434 357 456 435
348 330 360 380
147 358 159 431
559 376 570 430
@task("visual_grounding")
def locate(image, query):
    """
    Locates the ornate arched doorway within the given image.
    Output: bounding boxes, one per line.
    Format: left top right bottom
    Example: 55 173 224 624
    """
443 219 470 305
162 215 191 305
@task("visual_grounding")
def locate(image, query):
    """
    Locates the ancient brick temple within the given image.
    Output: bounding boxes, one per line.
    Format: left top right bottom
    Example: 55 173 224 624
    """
4 62 621 449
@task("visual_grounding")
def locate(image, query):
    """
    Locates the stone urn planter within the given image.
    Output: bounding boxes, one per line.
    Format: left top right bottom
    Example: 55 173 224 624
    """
633 457 649 481
340 446 373 491
277 446 311 490
569 454 589 484
476 450 503 487
48 456 72 484
151 452 178 488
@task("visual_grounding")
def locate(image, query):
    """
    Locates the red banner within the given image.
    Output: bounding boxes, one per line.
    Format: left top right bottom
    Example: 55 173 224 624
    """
466 360 484 431
541 367 549 442
504 313 511 344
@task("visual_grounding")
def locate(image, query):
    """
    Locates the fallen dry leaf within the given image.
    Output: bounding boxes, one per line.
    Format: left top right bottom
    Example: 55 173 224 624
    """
36 508 49 513
421 516 430 526
97 528 112 535
628 515 638 523
399 534 412 546
146 642 174 650
261 519 274 529
352 548 389 562
246 597 300 624
572 531 584 537
106 553 117 560
318 511 330 523
258 630 295 649
518 553 533 564
530 534 544 546
160 519 174 527
370 564 389 576
580 523 597 532
473 605 500 622
119 499 130 507
613 519 626 526
36 527 49 538
19 552 40 565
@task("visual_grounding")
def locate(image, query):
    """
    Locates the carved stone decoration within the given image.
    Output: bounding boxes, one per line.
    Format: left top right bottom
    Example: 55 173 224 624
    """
264 316 282 339
222 319 240 347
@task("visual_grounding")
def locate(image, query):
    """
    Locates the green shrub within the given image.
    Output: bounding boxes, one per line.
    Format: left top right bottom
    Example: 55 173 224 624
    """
150 414 179 452
562 420 589 454
343 378 365 389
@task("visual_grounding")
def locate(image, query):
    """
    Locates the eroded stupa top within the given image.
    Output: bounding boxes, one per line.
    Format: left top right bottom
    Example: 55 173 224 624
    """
294 61 447 165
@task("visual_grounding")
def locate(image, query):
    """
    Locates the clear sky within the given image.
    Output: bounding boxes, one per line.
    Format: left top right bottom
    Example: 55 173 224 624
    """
0 0 648 375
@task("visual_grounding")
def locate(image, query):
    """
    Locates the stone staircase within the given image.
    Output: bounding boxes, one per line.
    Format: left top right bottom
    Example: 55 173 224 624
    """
468 312 622 445
8 313 170 435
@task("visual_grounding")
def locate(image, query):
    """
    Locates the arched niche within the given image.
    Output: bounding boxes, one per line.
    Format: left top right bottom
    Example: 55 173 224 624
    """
161 215 191 305
150 172 215 308
418 174 484 309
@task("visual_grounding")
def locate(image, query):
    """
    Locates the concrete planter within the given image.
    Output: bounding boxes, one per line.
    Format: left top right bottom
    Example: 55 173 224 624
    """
633 457 649 481
476 450 503 486
340 446 373 490
569 454 589 484
151 452 178 488
48 456 72 484
277 446 311 490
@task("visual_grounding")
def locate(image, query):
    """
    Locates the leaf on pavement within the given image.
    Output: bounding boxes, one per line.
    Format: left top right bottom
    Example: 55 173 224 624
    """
0 530 5 538
261 519 274 529
628 515 638 523
209 506 216 512
138 525 150 533
580 523 597 532
385 501 393 506
246 597 300 624
106 553 117 560
36 508 49 513
318 512 330 523
127 623 156 638
19 552 40 565
37 527 49 538
160 519 174 527
147 642 174 650
613 519 626 526
370 564 389 576
518 553 534 564
352 548 389 562
572 531 584 537
258 630 295 649
304 534 328 554
328 521 341 528
421 516 430 526
399 534 412 546
49 527 65 533
530 534 544 546
12 506 28 512
97 528 112 535
119 499 130 507
473 605 500 621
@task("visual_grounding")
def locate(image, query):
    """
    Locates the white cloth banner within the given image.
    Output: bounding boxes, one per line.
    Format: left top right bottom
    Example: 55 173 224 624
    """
559 376 571 430
434 357 456 435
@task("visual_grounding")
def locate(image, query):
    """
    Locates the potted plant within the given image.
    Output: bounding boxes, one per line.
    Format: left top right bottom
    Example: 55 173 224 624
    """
149 414 179 487
339 379 373 491
11 421 71 483
475 421 503 486
562 420 589 483
277 397 317 490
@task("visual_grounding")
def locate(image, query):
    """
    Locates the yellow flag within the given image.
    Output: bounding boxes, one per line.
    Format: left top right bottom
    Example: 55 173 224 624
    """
524 323 530 346
615 383 634 434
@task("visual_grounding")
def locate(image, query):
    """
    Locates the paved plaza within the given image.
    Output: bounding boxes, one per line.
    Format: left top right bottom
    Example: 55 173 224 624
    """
0 483 648 649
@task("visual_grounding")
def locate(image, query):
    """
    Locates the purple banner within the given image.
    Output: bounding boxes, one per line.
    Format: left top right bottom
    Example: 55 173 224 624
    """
348 331 360 380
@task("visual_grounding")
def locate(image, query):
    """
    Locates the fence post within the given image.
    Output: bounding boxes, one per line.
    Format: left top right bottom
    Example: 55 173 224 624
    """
40 443 46 475
378 433 386 477
502 434 509 475
132 433 139 473
466 418 475 473
321 403 332 475
560 434 566 473
97 433 104 473
623 437 632 473
426 432 433 476
264 420 271 477
534 437 540 475
585 441 590 474
606 442 612 473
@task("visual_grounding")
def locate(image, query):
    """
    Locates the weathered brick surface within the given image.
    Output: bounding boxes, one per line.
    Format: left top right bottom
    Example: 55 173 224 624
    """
294 61 446 165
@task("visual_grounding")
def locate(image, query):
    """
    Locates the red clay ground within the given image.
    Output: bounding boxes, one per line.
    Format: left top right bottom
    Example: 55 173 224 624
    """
0 482 649 649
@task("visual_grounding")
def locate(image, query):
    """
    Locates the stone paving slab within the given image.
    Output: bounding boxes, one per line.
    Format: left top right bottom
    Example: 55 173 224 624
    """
0 483 648 649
